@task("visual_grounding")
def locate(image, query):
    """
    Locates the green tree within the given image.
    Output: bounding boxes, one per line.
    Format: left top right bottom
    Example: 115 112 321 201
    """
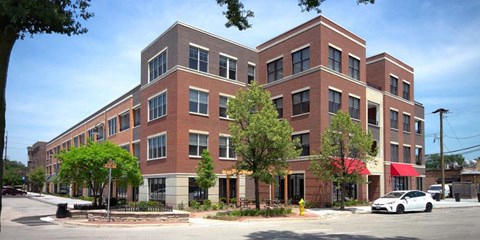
227 82 300 210
310 111 376 210
0 0 93 226
2 159 25 186
216 0 375 30
195 150 217 191
56 140 143 207
425 154 465 170
28 167 45 196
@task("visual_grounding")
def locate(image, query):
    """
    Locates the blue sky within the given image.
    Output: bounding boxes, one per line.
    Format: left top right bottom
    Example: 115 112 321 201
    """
5 0 480 165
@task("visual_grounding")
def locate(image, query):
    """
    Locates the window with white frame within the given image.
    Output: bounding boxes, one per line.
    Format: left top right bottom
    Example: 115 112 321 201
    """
189 46 208 72
292 47 310 74
328 47 341 72
149 50 167 82
189 133 208 157
267 58 283 83
248 64 255 84
219 55 237 80
119 112 130 131
148 134 166 159
348 56 360 80
219 136 235 159
108 118 117 136
329 89 341 113
349 96 360 119
219 96 228 118
403 82 410 100
292 90 309 116
189 89 209 115
149 92 167 121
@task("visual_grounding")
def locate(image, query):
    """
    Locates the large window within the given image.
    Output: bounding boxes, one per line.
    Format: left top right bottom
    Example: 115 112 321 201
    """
349 56 360 80
219 55 237 80
189 89 209 115
119 112 130 131
292 90 309 116
403 114 411 132
219 136 235 159
248 64 255 84
116 186 127 199
390 144 399 162
393 176 408 191
403 82 410 100
189 177 208 202
349 96 360 119
390 76 398 95
149 51 167 82
390 110 398 129
219 96 228 118
328 47 341 72
267 58 283 83
189 133 208 157
149 178 166 203
293 133 310 156
403 146 411 163
108 118 117 136
329 89 341 113
292 47 310 74
149 92 167 121
148 134 166 160
189 46 208 72
273 97 283 118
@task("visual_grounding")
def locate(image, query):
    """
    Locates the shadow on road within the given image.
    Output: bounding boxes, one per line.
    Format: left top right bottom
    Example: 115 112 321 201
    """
12 215 57 227
245 230 419 240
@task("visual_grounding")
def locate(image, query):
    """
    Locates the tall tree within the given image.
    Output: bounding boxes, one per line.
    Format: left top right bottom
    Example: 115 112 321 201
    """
2 159 25 186
56 140 143 207
426 154 465 170
227 82 300 210
310 111 376 210
195 149 217 191
0 0 93 227
216 0 375 30
27 167 45 196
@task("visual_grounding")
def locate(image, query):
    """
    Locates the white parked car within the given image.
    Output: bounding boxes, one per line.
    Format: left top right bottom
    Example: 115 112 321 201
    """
427 184 450 198
371 190 434 214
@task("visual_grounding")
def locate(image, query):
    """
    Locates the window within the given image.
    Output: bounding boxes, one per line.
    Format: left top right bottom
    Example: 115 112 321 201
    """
403 114 411 132
267 58 283 83
149 178 166 203
219 96 228 118
189 89 209 115
403 146 411 163
189 177 208 201
292 47 310 74
79 133 85 145
219 55 236 80
293 133 310 156
148 134 166 159
248 64 255 84
120 144 130 152
87 128 96 140
189 133 208 156
273 98 283 118
119 112 130 131
149 51 167 82
73 136 79 148
328 47 341 72
149 92 167 121
219 136 235 159
133 108 140 127
393 176 408 191
416 177 423 191
116 186 127 199
349 96 360 119
329 90 341 113
292 90 309 115
415 120 422 134
403 82 410 100
95 125 104 141
133 142 140 161
390 110 398 129
415 147 423 165
189 46 208 72
390 76 398 95
349 56 360 80
390 144 399 162
108 118 117 136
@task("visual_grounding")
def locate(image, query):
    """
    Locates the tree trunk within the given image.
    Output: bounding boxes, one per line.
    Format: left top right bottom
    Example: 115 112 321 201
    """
340 182 346 210
0 23 18 232
254 177 260 210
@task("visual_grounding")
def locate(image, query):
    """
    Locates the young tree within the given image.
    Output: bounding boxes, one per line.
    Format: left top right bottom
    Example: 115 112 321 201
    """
56 141 143 207
28 167 46 196
216 0 374 30
0 1 93 226
195 150 217 192
227 82 300 210
310 111 377 210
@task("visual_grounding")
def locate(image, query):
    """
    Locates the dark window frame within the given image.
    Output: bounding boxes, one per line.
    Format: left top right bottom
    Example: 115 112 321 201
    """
348 56 360 80
390 110 398 129
293 133 310 156
329 89 342 113
292 47 310 74
349 96 360 119
292 90 310 116
390 76 398 95
267 58 283 83
328 47 342 72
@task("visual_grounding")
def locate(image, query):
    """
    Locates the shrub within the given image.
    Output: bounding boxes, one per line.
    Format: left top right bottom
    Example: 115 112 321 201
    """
203 199 212 208
177 201 185 210
189 200 201 210
79 196 94 202
230 198 236 204
214 207 292 218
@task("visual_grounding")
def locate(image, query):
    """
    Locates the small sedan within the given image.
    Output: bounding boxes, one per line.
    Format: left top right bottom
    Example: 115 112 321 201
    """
371 190 434 214
2 187 27 196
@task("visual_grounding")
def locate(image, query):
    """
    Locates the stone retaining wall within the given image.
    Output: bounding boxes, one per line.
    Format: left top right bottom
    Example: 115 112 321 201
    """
69 210 190 223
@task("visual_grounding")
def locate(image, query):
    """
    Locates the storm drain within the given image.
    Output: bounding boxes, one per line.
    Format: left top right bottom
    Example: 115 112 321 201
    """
12 215 57 227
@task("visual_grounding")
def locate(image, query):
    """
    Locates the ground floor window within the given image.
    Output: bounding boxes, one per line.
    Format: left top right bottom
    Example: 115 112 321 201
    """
116 186 127 199
132 186 139 202
274 174 305 204
219 178 236 202
416 177 423 191
149 178 166 204
333 182 358 202
393 176 409 190
189 177 208 203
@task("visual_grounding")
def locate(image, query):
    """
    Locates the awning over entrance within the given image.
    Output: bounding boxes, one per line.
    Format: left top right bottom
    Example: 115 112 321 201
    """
391 163 419 177
334 158 371 175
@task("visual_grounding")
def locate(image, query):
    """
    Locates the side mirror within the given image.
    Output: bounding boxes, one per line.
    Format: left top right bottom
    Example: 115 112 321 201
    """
403 196 410 200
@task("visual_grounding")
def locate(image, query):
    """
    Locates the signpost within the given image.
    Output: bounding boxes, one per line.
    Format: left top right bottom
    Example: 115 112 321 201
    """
104 159 116 222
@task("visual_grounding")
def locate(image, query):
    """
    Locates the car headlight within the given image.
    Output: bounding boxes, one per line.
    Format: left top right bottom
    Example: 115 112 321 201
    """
385 201 396 205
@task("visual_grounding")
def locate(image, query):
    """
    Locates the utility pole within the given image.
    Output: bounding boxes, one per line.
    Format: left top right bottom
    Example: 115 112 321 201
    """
433 108 448 199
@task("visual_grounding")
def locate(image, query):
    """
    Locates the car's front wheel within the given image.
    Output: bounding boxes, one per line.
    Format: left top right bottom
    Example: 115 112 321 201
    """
396 204 405 214
425 203 433 212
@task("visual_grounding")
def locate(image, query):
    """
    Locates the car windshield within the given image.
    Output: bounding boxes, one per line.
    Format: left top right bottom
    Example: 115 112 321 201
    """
428 186 442 190
381 192 405 198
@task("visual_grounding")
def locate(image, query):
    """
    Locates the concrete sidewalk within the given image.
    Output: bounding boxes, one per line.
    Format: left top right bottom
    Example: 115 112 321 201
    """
27 192 92 209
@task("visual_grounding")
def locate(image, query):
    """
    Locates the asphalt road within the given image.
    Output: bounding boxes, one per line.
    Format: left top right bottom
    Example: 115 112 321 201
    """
1 195 480 240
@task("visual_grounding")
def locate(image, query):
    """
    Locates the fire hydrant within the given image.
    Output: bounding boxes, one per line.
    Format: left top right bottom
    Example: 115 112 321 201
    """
299 198 305 216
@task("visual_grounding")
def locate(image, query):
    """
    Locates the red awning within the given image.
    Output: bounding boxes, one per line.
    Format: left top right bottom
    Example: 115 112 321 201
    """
333 158 371 175
391 163 419 177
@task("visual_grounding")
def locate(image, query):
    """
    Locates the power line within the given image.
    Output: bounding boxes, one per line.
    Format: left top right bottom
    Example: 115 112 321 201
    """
445 117 462 148
445 133 480 140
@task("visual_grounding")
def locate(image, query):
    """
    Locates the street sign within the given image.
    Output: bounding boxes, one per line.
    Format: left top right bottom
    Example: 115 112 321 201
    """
104 159 117 169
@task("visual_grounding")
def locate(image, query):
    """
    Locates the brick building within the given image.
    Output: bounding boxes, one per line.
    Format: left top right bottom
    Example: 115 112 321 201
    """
27 141 47 191
41 15 425 206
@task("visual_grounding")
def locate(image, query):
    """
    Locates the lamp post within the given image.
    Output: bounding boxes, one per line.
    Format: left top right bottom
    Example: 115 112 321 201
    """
104 159 116 222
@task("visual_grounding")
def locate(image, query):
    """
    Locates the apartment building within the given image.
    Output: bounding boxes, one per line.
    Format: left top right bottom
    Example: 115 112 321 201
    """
42 15 425 207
